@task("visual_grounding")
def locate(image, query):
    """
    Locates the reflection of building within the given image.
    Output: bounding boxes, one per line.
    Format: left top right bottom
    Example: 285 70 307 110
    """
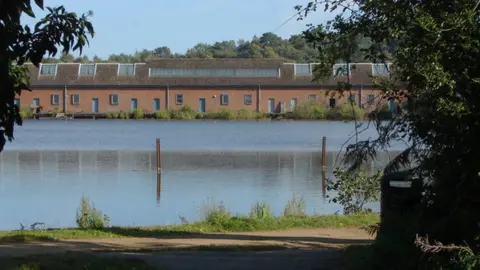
16 60 392 114
0 151 390 175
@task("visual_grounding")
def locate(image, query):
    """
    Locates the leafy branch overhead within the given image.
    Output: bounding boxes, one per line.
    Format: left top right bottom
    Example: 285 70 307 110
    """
0 0 94 152
296 0 480 268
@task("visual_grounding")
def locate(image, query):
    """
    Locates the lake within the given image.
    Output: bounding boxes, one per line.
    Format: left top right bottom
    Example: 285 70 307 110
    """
0 120 401 230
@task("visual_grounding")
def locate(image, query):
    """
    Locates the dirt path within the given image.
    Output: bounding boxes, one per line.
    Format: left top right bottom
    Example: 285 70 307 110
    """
0 228 373 270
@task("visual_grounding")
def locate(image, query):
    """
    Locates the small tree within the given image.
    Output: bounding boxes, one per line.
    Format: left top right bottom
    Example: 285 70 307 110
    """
328 168 382 215
0 1 94 153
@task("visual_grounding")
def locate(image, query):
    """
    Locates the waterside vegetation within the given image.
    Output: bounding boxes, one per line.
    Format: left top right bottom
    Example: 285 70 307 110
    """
19 102 395 121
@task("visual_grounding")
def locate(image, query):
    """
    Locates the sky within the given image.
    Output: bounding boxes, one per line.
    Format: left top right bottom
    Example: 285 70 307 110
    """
21 0 333 59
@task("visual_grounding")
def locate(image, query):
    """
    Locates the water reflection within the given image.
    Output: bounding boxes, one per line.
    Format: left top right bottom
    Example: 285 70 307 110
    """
0 150 396 230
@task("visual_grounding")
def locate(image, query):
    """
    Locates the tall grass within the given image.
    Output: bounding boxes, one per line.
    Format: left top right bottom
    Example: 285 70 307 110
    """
283 194 306 216
249 201 273 219
75 196 110 230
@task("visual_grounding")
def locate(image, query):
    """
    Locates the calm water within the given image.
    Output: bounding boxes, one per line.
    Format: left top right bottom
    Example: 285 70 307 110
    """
0 120 400 230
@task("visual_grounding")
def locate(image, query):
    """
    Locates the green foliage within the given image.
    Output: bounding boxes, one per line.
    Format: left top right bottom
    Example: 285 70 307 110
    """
200 198 232 225
328 168 382 215
283 194 306 216
75 196 110 230
297 0 480 267
105 112 113 119
130 108 144 119
118 112 129 119
169 106 197 120
0 2 94 152
327 102 365 121
212 109 235 120
291 101 327 119
249 202 273 219
154 110 169 120
19 107 33 119
234 108 252 120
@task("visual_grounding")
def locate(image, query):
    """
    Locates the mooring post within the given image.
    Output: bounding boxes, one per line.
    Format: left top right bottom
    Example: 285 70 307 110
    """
156 138 161 172
321 136 327 198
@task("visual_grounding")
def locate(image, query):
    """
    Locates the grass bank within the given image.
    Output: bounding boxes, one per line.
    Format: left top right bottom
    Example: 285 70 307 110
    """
0 252 160 270
0 196 379 243
0 213 379 242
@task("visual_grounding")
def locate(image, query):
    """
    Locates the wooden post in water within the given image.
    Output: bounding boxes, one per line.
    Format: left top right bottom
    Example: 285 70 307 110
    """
321 136 327 197
155 138 162 196
156 138 162 172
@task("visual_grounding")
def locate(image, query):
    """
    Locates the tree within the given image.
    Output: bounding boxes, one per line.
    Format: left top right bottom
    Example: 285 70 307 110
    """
152 46 172 58
0 1 94 152
296 0 480 268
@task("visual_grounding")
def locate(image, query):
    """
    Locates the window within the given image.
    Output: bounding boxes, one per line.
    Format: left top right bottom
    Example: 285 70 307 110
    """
33 98 40 106
349 93 356 104
329 98 336 108
14 99 20 107
71 94 80 105
118 64 136 76
294 64 312 76
149 68 280 77
220 94 229 105
244 94 252 105
110 94 119 105
367 94 375 105
51 94 59 105
39 64 57 75
175 94 183 105
372 63 389 76
79 64 96 76
308 94 317 101
332 63 350 76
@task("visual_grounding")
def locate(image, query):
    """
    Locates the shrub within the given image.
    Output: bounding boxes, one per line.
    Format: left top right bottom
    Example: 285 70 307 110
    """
253 111 265 120
283 194 306 216
328 102 365 120
75 196 110 229
291 101 327 119
105 112 113 119
111 112 120 119
249 201 273 219
235 108 252 120
119 112 129 119
201 198 232 225
327 168 382 215
154 110 169 120
19 107 33 119
131 108 144 119
214 109 235 120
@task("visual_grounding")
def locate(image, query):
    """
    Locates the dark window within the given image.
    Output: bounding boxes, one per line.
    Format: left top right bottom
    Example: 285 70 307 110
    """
51 94 59 105
110 94 119 105
308 94 317 101
175 94 183 105
244 94 252 105
329 98 336 108
71 94 80 105
221 94 229 105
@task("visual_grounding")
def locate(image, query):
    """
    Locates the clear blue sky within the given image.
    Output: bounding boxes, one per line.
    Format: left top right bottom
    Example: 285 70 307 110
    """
21 0 333 59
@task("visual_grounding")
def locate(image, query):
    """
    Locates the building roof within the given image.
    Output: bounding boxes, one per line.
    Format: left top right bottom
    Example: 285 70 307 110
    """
25 59 393 88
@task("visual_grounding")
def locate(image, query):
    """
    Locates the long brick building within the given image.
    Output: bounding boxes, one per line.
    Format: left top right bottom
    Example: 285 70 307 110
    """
16 59 391 114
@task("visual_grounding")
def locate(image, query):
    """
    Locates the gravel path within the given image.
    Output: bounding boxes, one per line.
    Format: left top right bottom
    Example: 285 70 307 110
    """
0 228 373 270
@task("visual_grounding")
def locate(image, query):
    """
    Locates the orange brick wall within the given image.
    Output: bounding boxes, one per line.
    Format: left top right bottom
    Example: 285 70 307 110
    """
16 87 385 113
